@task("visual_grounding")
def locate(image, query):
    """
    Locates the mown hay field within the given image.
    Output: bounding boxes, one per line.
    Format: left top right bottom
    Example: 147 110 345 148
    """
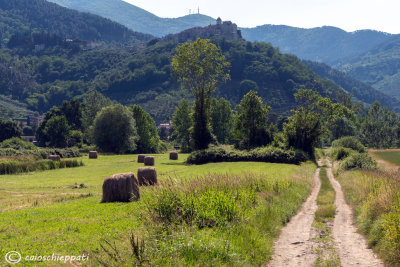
0 153 316 266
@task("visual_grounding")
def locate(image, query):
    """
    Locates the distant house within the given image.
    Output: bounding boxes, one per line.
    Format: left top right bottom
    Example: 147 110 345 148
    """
21 136 36 143
157 122 171 130
85 42 102 50
34 44 45 51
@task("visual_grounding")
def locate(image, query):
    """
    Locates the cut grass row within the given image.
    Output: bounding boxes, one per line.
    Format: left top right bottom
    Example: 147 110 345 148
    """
0 154 316 266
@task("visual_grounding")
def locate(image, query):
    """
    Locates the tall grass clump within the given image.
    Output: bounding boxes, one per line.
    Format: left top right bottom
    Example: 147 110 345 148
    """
0 159 84 175
338 152 377 171
186 145 308 165
336 169 400 265
328 147 355 161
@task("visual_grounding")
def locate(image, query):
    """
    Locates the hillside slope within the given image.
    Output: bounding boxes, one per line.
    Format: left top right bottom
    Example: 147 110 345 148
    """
339 35 400 100
0 0 152 46
241 25 392 66
304 60 400 111
47 0 215 37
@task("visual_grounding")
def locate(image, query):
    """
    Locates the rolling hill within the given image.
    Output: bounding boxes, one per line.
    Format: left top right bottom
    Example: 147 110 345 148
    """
47 0 216 37
0 0 152 46
240 25 392 66
339 35 400 100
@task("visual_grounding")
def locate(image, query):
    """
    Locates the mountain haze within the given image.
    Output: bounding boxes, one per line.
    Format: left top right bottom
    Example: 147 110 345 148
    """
241 25 392 66
47 0 216 37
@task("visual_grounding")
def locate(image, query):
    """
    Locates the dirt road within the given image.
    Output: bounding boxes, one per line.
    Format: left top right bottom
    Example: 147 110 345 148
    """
326 160 383 267
268 166 321 266
269 160 384 267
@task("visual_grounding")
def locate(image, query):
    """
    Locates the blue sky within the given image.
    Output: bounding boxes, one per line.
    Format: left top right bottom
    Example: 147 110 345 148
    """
124 0 400 33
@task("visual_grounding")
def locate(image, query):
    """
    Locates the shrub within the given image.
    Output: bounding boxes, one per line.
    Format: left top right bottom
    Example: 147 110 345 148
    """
329 147 355 161
332 136 365 153
0 159 84 175
0 137 38 150
186 145 308 165
338 153 377 171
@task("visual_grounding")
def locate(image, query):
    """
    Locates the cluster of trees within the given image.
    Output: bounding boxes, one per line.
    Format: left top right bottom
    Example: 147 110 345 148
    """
34 91 161 153
170 39 400 154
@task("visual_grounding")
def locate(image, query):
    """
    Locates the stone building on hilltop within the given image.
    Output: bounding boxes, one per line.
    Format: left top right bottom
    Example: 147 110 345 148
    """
163 18 243 43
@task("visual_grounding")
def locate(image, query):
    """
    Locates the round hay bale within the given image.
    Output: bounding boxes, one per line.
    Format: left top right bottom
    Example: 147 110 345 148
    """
137 167 157 186
48 155 60 161
169 151 178 160
144 156 155 166
101 172 140 203
137 154 146 163
89 151 98 159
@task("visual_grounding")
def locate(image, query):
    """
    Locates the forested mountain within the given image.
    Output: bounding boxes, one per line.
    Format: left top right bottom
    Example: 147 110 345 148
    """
338 35 400 100
241 25 393 66
304 60 400 111
0 33 353 123
47 0 215 37
0 0 153 46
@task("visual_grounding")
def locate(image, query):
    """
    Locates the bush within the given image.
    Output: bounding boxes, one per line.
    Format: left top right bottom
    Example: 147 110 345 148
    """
0 147 81 159
0 137 37 150
0 159 84 175
338 153 377 171
186 145 308 165
329 147 355 161
332 136 365 153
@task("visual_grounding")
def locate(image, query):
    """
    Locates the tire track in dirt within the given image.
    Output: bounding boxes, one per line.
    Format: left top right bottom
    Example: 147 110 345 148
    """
326 159 383 267
268 165 321 267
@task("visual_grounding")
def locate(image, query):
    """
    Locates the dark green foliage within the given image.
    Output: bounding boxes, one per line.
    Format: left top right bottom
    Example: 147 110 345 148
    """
172 39 230 150
304 60 400 111
338 153 377 171
0 137 37 150
328 147 356 161
332 136 365 153
359 102 400 148
0 159 83 175
210 98 234 144
130 104 160 153
91 104 138 153
82 90 113 131
283 108 321 154
233 90 271 149
42 115 70 148
0 0 152 46
0 118 22 142
171 99 192 152
60 99 83 130
186 145 308 165
328 117 356 141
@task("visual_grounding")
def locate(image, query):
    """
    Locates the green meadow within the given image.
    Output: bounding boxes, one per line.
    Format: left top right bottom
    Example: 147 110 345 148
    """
370 150 400 166
0 154 316 266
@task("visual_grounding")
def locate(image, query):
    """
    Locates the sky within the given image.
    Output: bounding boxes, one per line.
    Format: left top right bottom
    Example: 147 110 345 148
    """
124 0 400 34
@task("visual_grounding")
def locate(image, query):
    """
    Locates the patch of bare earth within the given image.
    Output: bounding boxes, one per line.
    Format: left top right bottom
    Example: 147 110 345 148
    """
268 166 321 267
326 159 383 267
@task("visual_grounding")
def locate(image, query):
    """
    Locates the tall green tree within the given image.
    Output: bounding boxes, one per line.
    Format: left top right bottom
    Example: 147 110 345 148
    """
82 90 113 130
359 102 399 148
130 104 160 153
210 98 234 144
233 90 271 149
60 99 83 130
0 119 22 142
172 38 230 150
91 104 138 153
42 115 70 148
171 99 192 153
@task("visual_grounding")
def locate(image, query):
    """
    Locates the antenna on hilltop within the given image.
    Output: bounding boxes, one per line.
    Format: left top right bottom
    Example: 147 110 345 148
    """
189 9 191 15
198 7 200 14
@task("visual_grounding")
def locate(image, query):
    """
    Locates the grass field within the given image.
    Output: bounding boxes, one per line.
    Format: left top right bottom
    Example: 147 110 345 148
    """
370 150 400 167
0 153 316 266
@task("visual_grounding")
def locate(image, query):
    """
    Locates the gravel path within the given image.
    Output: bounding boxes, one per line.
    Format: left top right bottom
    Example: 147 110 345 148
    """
326 160 384 267
268 166 321 267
